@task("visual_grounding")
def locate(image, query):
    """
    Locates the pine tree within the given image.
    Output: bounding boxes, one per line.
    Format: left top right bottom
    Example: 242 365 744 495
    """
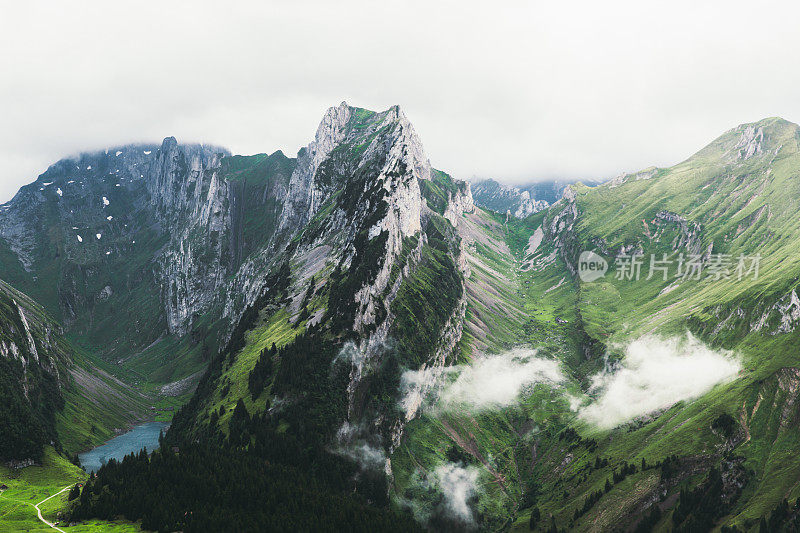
529 507 541 530
68 483 81 501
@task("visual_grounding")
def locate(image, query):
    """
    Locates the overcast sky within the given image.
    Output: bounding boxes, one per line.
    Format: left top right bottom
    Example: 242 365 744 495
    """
2 0 799 202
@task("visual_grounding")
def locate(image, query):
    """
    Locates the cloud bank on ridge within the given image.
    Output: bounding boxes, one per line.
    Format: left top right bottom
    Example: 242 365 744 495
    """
578 334 740 429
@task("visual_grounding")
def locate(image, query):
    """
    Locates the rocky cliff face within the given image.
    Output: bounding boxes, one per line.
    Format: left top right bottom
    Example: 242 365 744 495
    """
0 139 232 329
277 103 429 248
539 185 580 275
0 281 67 381
218 103 439 345
159 104 476 492
0 137 299 369
272 103 460 425
149 138 235 336
443 180 475 226
0 103 471 388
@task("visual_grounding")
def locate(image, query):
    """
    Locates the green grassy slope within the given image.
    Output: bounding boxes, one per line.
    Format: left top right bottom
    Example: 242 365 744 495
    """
391 206 585 530
394 118 800 532
500 118 800 531
0 447 142 532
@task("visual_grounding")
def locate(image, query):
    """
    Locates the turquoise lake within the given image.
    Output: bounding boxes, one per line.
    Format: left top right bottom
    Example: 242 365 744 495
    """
78 421 169 473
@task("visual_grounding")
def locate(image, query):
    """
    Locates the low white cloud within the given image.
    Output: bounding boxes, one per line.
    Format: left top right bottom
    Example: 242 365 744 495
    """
400 349 563 416
342 442 386 471
333 341 368 375
333 338 391 375
434 463 480 525
400 462 483 527
579 334 740 429
443 349 564 408
334 421 387 472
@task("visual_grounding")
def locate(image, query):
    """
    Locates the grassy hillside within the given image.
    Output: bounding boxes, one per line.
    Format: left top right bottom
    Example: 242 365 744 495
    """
392 118 800 532
0 447 142 532
499 118 800 530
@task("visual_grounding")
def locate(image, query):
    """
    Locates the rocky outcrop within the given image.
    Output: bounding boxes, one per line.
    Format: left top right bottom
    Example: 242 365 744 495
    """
276 103 354 239
608 167 659 188
443 181 475 226
541 185 580 274
652 211 704 255
751 289 800 334
258 104 476 469
349 107 430 332
701 287 800 338
514 190 549 217
734 125 765 160
276 103 430 243
0 282 66 379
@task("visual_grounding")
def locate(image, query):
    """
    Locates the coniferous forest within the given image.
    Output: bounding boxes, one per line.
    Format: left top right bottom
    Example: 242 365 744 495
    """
70 443 419 532
70 317 422 532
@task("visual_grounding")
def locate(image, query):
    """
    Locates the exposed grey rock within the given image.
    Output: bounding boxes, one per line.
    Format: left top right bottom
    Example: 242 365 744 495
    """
653 211 705 255
734 125 765 160
608 167 659 188
276 102 354 239
751 289 800 334
444 181 475 226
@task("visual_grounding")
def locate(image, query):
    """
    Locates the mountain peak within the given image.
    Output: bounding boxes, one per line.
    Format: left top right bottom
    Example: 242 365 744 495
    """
745 115 796 129
279 101 431 240
730 116 797 144
161 136 178 149
684 116 800 164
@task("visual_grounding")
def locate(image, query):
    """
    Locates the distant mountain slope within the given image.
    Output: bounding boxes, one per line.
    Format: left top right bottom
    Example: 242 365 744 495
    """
571 117 800 342
471 177 602 218
471 178 550 217
494 116 800 530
